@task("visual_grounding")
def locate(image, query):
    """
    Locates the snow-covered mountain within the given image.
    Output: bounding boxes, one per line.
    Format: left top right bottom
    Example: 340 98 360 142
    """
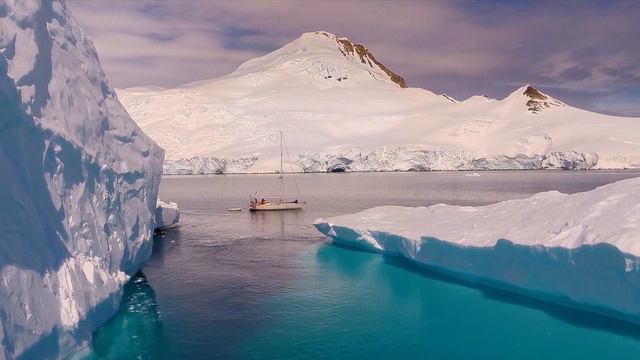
315 177 640 323
119 31 640 174
0 1 163 359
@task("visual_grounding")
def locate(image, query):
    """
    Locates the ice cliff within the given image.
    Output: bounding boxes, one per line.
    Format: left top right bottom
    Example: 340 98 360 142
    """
0 1 163 359
299 148 599 172
314 177 640 323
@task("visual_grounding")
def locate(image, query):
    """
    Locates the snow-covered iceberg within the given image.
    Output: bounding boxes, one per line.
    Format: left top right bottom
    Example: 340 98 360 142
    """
155 200 180 231
314 177 640 323
0 1 163 359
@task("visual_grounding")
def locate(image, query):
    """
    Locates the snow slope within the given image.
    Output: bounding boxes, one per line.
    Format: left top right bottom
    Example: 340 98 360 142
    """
314 177 640 323
118 31 640 174
0 1 163 359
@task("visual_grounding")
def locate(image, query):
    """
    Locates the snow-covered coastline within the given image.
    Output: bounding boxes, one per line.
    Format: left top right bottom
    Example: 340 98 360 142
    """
0 1 163 359
314 177 640 323
163 150 602 175
119 31 640 175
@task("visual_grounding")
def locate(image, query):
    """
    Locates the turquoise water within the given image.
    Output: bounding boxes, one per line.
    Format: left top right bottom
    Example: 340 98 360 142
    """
234 245 640 359
81 171 640 359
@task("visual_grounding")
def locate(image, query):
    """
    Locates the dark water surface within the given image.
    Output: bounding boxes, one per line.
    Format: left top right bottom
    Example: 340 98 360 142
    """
81 171 640 359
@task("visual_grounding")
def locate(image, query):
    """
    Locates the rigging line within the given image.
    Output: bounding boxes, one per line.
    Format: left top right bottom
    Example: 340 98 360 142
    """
282 133 302 201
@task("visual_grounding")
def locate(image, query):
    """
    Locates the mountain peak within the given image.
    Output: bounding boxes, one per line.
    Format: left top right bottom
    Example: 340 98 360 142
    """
296 31 339 44
301 31 407 88
226 31 407 89
506 84 564 113
522 85 546 100
333 35 407 88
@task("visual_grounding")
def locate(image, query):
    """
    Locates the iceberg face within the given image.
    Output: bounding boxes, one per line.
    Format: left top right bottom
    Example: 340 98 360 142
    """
0 1 163 359
155 201 180 231
314 178 640 323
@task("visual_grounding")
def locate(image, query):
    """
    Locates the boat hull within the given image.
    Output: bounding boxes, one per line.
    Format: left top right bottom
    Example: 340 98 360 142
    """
249 203 303 211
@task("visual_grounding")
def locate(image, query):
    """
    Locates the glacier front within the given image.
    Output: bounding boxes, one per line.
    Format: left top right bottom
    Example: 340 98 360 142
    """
0 1 163 359
314 177 640 323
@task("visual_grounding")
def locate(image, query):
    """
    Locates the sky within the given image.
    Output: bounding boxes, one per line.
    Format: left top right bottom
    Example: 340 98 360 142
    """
66 0 640 117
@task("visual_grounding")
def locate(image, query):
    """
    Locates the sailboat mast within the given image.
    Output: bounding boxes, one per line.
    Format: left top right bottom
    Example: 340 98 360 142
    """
280 131 284 200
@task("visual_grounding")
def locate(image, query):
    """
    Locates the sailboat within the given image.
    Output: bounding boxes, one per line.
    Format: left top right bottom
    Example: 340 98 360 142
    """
249 132 304 211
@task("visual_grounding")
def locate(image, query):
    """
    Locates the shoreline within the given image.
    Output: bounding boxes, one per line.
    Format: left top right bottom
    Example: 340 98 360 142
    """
162 168 640 177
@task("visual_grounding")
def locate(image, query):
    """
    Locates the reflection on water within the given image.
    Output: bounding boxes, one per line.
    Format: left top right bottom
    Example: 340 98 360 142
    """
83 171 640 359
235 244 640 360
381 254 640 342
78 272 170 360
249 209 305 236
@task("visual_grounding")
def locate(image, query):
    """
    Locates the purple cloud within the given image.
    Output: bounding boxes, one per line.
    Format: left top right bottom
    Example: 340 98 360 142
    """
66 0 640 116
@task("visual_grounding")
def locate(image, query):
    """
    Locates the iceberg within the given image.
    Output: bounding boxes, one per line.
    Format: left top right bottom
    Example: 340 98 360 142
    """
155 200 180 231
314 177 640 323
0 1 163 359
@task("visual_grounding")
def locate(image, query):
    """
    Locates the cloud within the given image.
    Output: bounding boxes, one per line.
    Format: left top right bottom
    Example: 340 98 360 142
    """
591 85 640 117
65 0 640 116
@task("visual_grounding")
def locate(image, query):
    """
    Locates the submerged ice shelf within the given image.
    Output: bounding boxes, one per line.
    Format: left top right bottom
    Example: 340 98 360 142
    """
314 177 640 323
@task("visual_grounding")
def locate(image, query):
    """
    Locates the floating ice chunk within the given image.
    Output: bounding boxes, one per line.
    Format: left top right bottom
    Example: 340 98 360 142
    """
315 177 640 323
155 200 181 231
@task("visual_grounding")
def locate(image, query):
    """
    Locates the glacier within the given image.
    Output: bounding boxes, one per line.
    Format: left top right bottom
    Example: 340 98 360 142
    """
314 177 640 323
163 155 257 175
158 148 602 174
0 1 163 359
299 148 600 173
117 31 640 174
159 148 602 174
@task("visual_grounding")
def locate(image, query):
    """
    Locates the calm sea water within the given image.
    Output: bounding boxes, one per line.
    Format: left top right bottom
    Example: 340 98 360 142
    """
81 171 640 360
